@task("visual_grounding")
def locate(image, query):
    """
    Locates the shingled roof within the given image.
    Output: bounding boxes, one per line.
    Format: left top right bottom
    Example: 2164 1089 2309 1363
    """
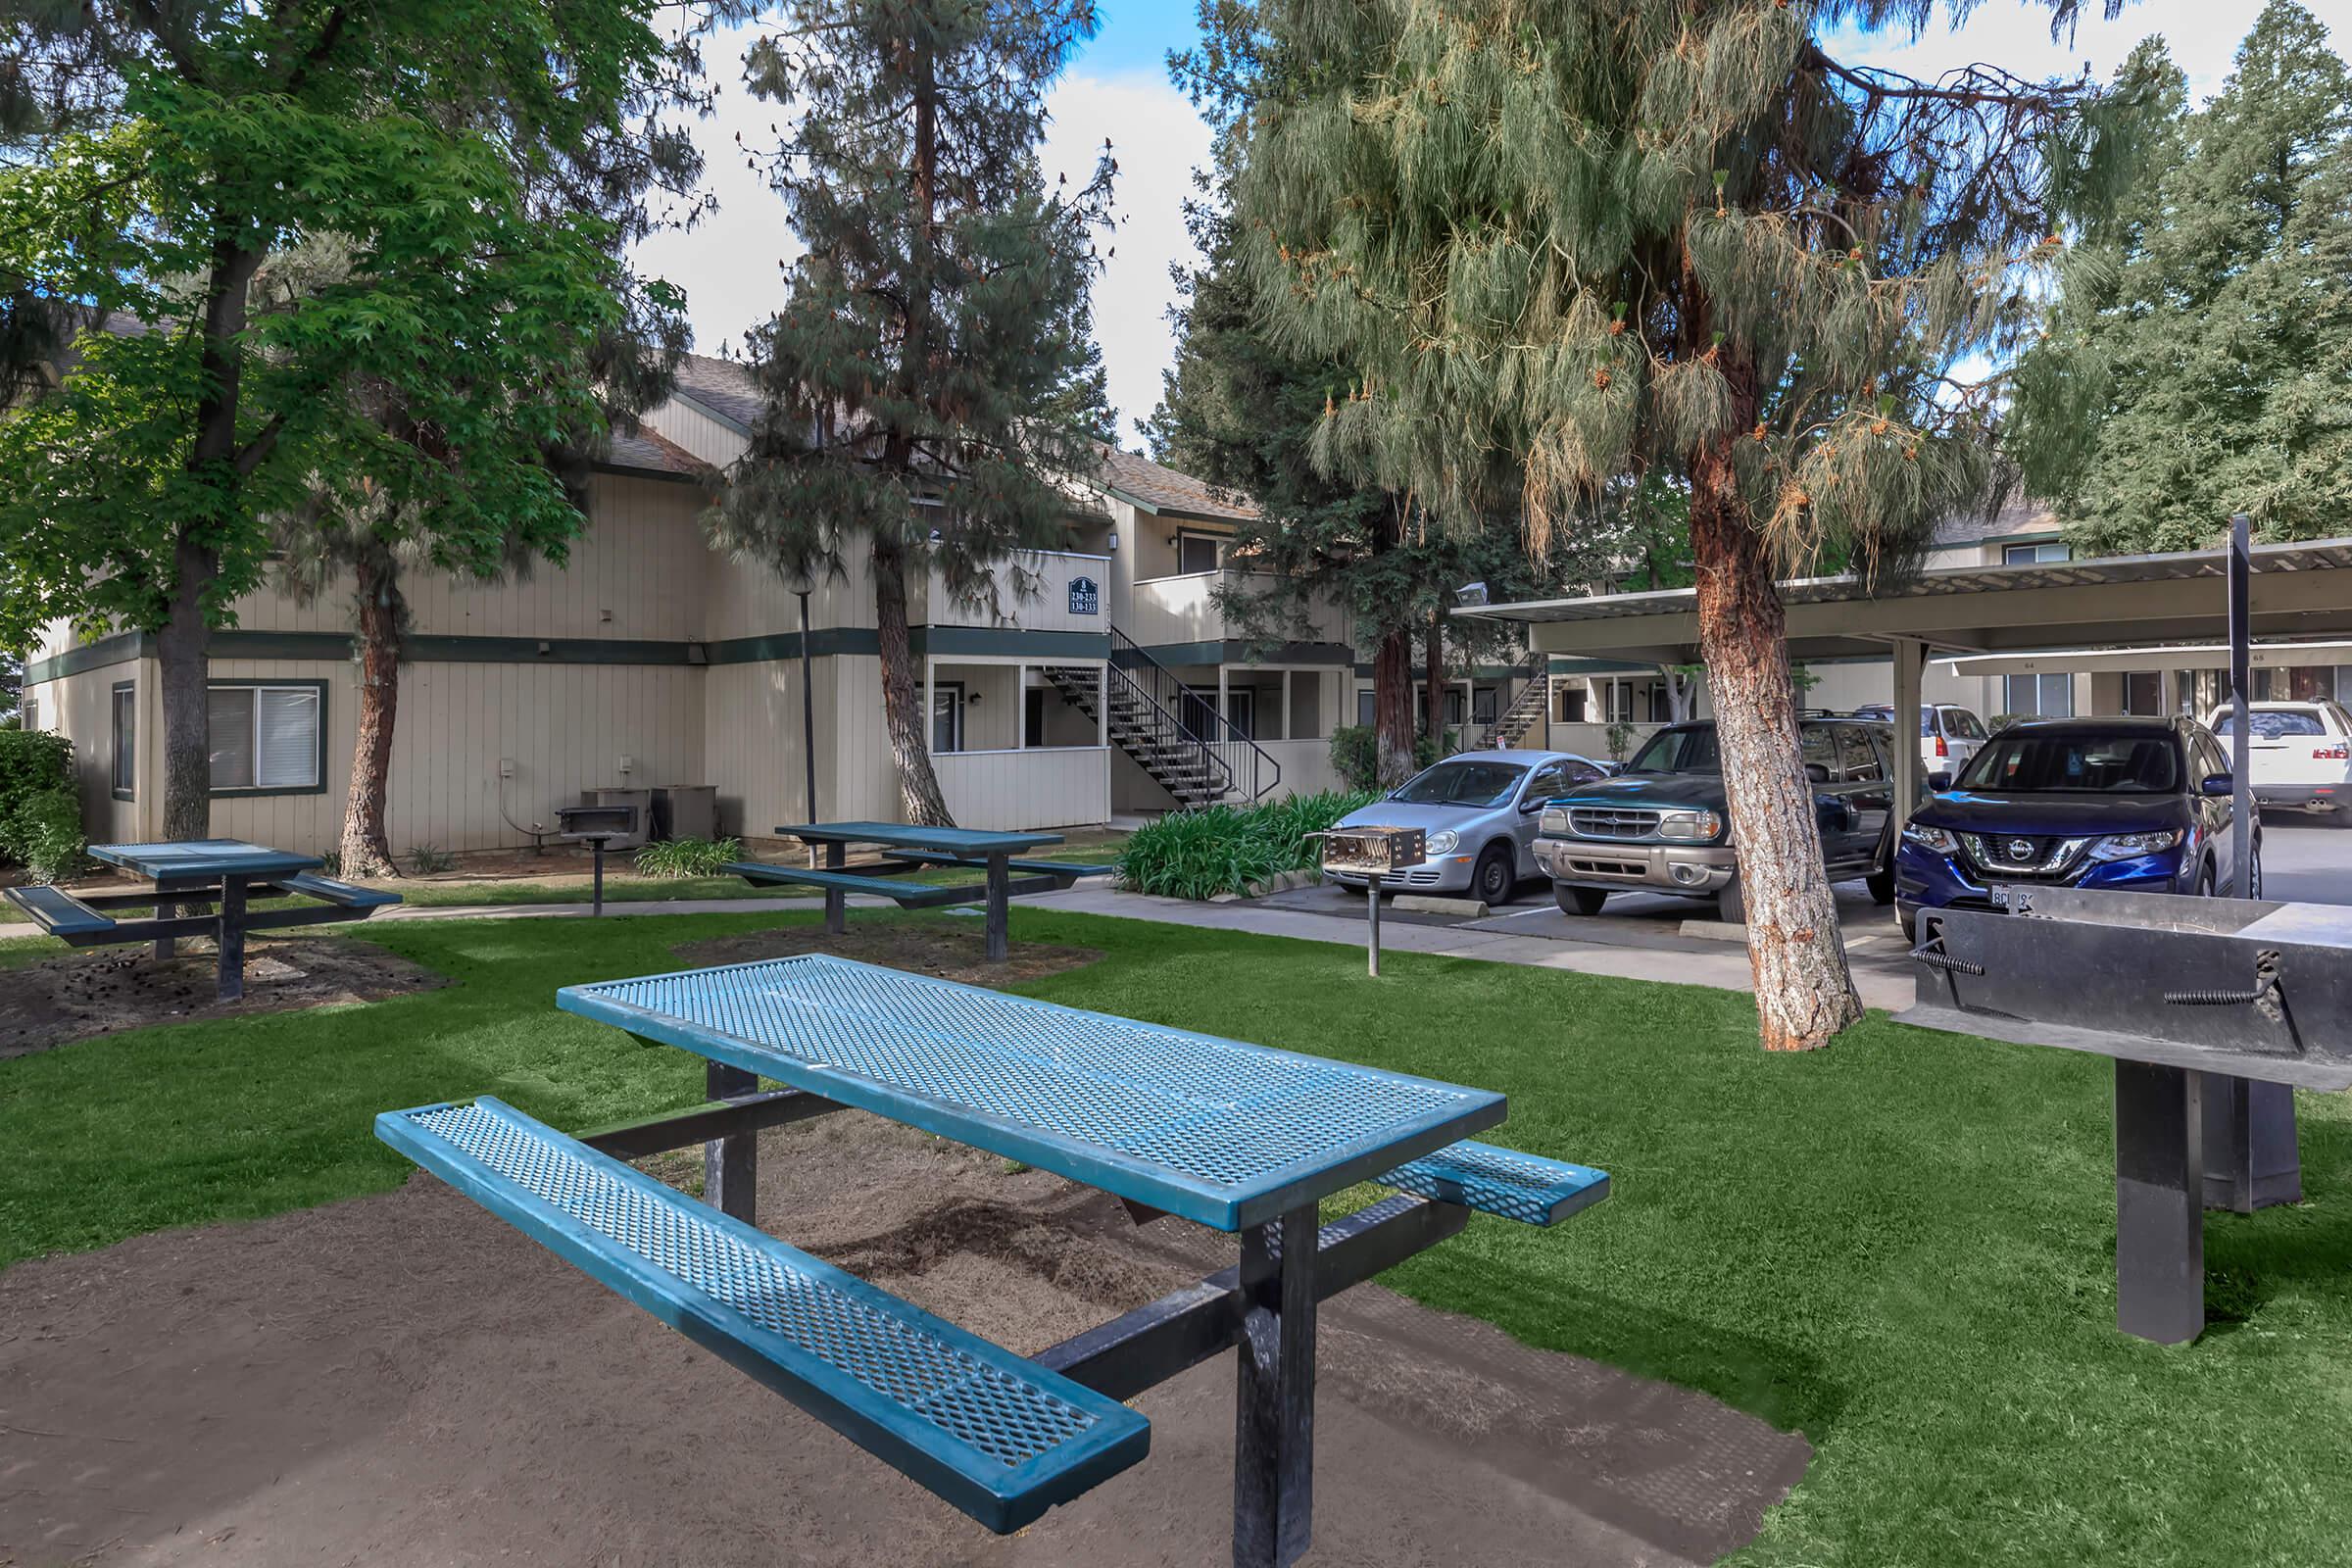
670 352 764 430
1094 445 1256 522
598 425 708 481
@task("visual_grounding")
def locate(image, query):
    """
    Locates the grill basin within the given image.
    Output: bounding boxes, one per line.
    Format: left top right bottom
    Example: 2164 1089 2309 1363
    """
1314 826 1427 877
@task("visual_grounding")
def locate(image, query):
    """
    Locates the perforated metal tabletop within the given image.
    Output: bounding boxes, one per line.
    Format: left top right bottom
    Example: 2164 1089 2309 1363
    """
560 955 1506 1229
87 838 319 886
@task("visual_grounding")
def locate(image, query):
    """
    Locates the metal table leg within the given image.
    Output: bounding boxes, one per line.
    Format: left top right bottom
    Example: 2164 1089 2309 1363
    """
703 1060 760 1223
154 890 174 960
2202 1074 2302 1212
216 876 248 1003
2115 1058 2204 1345
985 853 1009 963
1234 1204 1316 1568
824 840 847 936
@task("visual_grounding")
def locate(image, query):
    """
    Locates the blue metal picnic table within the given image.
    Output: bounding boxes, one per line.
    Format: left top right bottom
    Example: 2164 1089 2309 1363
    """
773 820 1073 961
3 839 398 1001
380 955 1608 1563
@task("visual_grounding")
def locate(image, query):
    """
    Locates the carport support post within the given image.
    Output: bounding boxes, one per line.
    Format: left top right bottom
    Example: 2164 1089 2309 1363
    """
1890 636 1925 840
2205 513 2302 1213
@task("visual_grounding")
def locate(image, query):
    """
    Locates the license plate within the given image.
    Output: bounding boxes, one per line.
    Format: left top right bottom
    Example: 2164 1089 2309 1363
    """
1988 884 2013 909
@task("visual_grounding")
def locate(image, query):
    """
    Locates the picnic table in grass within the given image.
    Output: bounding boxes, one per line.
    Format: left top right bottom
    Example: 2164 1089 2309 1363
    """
725 821 1113 961
4 838 399 1002
378 954 1609 1565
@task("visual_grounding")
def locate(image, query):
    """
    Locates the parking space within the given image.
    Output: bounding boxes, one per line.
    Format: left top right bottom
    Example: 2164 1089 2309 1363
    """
2262 821 2352 903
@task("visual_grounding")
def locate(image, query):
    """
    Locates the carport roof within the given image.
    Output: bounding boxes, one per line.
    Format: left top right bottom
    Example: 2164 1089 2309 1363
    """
1464 536 2352 663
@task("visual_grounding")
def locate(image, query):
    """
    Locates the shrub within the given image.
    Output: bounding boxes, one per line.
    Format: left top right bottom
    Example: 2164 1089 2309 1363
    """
0 729 83 883
1117 788 1375 900
407 843 457 874
1329 724 1446 793
635 836 742 879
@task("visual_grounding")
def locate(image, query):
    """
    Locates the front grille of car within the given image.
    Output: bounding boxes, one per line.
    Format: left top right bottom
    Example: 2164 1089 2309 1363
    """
1958 832 2092 881
1566 807 1661 841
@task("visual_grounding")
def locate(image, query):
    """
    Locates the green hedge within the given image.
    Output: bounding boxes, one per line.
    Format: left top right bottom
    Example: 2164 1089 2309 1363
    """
634 836 743 879
0 728 84 883
1327 724 1449 793
1117 789 1375 901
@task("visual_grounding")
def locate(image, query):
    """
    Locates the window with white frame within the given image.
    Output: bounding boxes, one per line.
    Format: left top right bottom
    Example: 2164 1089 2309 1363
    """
2003 671 2074 717
18 693 34 733
208 683 323 792
2003 541 2071 564
929 682 963 754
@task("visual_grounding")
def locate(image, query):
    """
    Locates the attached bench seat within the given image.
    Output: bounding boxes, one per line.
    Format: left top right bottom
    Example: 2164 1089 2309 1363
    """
1376 1140 1610 1226
3 883 120 944
376 1097 1149 1531
273 872 401 911
1002 859 1115 884
722 861 988 909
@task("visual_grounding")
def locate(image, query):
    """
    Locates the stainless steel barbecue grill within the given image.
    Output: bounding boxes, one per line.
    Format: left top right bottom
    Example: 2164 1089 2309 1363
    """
1898 886 2349 1343
1312 826 1428 976
555 803 641 916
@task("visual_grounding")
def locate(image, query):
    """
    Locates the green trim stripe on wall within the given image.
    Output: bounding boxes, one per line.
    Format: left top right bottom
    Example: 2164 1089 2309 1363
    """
24 624 1118 685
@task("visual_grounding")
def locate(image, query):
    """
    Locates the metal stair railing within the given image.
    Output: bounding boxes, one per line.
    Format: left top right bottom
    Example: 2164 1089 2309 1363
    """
1105 627 1283 807
1478 648 1552 749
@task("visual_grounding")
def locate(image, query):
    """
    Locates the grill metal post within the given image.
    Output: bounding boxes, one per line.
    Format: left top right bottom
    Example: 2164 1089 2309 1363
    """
590 838 606 916
1365 875 1381 976
2116 1058 2204 1345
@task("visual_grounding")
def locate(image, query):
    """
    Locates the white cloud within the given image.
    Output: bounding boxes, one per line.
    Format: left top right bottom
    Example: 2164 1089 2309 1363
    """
631 38 1212 443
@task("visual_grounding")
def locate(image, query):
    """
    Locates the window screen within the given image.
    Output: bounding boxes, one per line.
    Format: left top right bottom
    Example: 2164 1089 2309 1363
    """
111 683 135 795
208 684 320 790
1176 532 1221 574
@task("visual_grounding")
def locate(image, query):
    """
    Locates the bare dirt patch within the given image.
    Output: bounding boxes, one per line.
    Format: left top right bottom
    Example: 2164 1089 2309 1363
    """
0 937 444 1058
0 1111 1807 1568
672 919 1102 987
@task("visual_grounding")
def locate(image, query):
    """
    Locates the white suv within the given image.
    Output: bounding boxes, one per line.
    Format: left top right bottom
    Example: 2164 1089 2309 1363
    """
1854 703 1988 777
2205 701 2352 821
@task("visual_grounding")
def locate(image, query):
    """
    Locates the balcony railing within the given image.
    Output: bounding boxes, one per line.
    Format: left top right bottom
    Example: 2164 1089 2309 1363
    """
1125 567 1345 651
933 745 1110 830
921 550 1111 634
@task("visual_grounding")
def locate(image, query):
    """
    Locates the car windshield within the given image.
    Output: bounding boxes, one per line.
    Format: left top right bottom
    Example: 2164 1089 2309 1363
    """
1627 727 1719 773
2212 709 2327 739
1956 732 2182 794
1391 759 1526 808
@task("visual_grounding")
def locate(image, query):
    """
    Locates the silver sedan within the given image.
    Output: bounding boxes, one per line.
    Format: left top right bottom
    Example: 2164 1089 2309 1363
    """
1323 750 1613 904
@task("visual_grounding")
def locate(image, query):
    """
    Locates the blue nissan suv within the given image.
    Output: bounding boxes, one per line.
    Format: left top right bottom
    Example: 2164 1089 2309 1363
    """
1894 715 2260 938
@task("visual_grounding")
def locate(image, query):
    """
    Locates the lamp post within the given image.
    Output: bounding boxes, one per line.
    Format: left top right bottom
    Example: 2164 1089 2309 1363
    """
784 568 818 862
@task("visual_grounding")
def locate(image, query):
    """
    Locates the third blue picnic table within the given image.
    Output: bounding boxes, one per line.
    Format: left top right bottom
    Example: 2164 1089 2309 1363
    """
379 954 1611 1564
767 821 1082 961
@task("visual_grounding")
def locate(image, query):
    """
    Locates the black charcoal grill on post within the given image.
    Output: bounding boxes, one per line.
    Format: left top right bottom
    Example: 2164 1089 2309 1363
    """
1897 886 2352 1344
555 804 639 916
1312 826 1427 977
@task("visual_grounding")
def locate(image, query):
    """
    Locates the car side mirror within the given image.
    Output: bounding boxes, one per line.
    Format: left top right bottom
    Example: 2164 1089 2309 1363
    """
1928 770 1953 791
1804 762 1831 783
2201 773 2234 797
1519 796 1547 814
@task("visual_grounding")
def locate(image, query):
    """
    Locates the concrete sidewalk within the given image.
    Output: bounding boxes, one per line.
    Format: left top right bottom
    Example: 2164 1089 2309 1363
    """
354 883 1914 1010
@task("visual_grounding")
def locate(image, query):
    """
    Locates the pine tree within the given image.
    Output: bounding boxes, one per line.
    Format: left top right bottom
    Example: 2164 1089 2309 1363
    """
2011 3 2352 552
1234 0 2151 1049
715 0 1114 826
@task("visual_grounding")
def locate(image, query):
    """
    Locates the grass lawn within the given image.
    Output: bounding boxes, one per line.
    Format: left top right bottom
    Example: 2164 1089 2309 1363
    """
3 907 2348 1566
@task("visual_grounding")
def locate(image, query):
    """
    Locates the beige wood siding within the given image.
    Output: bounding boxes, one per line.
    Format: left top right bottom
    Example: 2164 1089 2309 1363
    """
701 658 817 836
1254 738 1344 799
922 551 1111 634
935 748 1109 829
1128 568 1344 649
25 666 147 846
642 397 749 468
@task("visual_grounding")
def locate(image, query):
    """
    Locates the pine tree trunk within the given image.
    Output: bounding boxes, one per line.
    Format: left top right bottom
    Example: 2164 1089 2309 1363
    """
873 533 956 826
340 544 403 877
1373 626 1414 786
1689 434 1861 1051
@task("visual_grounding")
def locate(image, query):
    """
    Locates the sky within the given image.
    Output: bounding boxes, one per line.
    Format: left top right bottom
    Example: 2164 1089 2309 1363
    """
630 0 2342 449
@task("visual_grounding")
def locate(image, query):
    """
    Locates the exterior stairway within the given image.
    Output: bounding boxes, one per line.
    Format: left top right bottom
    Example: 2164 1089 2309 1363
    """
1041 629 1281 809
1478 652 1553 749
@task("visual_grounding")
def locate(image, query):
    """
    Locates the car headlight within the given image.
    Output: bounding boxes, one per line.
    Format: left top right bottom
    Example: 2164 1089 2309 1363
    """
1540 808 1571 835
2086 828 2181 861
1902 822 1958 855
1424 830 1459 856
1654 809 1724 842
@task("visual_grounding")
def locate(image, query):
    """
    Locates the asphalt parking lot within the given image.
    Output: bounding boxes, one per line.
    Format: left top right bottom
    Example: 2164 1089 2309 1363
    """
1256 819 2352 983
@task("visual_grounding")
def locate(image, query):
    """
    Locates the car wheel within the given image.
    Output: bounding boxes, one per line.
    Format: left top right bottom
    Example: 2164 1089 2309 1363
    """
2246 841 2263 900
1717 878 1746 925
1555 883 1608 916
2195 861 2216 899
1472 844 1513 906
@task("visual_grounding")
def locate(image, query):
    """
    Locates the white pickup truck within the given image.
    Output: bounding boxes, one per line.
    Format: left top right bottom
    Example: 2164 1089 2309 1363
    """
2205 701 2352 822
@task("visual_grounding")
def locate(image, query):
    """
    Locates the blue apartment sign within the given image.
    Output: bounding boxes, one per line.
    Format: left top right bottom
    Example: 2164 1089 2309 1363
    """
1068 574 1101 616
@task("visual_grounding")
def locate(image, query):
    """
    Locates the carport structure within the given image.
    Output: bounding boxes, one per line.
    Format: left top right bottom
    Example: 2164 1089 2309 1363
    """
1465 534 2352 840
